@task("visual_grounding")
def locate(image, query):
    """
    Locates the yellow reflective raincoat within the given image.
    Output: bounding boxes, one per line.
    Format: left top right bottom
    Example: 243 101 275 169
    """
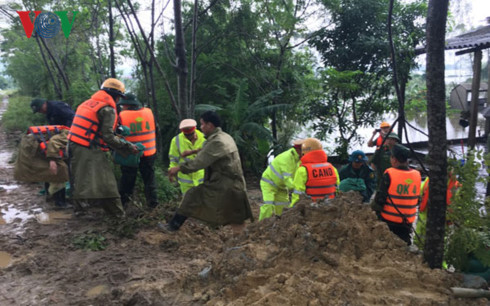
259 148 301 220
168 130 206 194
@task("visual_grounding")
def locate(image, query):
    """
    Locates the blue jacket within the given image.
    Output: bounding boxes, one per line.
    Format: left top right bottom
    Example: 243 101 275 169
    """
46 100 75 126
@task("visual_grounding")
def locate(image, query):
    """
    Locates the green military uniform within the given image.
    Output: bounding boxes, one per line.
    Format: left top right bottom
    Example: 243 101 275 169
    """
177 127 253 227
371 145 394 186
70 106 135 215
338 163 376 202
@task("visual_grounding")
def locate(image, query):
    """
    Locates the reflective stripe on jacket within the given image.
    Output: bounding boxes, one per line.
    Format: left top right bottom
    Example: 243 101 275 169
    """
119 107 156 156
68 90 117 151
291 150 339 205
302 150 337 200
168 130 206 190
381 167 421 224
261 148 300 190
27 125 69 157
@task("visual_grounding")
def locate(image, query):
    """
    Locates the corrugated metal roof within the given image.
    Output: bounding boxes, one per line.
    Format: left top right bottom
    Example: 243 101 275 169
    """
454 83 488 90
445 24 490 50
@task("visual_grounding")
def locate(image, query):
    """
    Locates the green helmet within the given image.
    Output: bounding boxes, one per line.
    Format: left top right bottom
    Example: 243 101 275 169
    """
118 93 141 107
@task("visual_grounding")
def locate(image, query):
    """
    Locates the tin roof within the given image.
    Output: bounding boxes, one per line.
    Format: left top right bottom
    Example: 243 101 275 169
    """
445 24 490 50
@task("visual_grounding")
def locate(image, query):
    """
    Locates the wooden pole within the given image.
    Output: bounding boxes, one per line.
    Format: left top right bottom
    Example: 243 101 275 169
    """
468 50 482 149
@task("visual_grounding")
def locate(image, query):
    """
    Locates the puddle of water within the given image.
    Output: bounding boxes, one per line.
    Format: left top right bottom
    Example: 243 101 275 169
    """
86 285 109 297
35 211 72 224
1 206 32 223
0 251 12 268
0 184 19 191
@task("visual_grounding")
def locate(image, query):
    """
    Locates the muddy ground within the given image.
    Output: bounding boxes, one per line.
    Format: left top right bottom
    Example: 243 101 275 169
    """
0 96 488 305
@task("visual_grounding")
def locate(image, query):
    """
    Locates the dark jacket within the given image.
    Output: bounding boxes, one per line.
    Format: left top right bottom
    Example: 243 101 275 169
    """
339 162 376 202
46 100 75 126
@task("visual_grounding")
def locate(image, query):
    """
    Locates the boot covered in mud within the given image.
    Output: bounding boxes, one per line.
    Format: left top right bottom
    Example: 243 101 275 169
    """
53 188 67 208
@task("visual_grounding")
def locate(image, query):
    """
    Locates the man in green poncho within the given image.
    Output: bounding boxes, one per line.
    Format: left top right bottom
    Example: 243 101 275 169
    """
162 111 253 233
68 78 139 216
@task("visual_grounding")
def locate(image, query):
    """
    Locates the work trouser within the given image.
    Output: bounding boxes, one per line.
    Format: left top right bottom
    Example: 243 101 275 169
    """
259 179 290 221
119 154 158 209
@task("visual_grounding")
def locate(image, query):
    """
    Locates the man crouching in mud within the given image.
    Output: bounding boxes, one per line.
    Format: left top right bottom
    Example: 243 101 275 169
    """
161 111 253 234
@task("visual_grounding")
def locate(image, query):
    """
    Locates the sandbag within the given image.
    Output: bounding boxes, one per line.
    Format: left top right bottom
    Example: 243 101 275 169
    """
14 133 69 183
112 142 145 168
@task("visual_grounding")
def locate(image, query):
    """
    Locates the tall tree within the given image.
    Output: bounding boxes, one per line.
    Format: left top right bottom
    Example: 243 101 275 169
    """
424 0 449 269
309 0 426 158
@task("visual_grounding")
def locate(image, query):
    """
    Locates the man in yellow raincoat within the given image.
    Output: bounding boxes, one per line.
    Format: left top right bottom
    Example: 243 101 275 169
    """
259 139 304 221
168 119 206 194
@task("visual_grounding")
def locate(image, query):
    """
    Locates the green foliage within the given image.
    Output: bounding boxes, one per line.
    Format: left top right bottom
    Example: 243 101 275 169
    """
72 231 108 251
1 0 116 104
308 0 427 157
1 95 46 132
108 217 150 239
196 79 286 174
405 75 427 113
113 161 179 206
138 165 179 204
445 151 490 270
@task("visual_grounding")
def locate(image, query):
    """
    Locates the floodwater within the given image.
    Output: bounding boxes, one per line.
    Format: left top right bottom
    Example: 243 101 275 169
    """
352 112 485 154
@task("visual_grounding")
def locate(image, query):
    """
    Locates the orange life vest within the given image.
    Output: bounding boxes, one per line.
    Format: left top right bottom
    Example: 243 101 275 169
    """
119 108 156 156
68 91 118 151
419 177 461 212
27 125 69 157
381 167 421 224
301 150 337 200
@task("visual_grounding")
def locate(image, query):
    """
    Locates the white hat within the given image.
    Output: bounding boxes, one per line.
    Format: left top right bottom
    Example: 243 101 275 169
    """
292 139 305 147
179 119 197 130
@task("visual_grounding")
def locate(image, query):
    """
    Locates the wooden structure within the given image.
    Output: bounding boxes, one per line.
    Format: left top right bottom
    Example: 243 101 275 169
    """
444 21 490 148
449 82 488 111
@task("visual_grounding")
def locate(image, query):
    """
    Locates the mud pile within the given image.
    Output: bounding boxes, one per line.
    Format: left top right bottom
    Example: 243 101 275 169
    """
183 192 474 305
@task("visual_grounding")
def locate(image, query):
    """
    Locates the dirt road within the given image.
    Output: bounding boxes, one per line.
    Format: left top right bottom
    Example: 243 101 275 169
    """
0 95 486 305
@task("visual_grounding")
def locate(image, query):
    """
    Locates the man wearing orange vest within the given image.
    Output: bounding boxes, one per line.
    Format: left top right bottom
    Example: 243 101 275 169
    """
367 121 391 150
117 93 158 209
372 144 421 245
68 78 139 217
290 138 339 207
414 173 461 247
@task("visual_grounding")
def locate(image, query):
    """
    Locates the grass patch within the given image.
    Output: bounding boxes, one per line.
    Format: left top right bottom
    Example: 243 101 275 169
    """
1 94 46 132
72 231 108 251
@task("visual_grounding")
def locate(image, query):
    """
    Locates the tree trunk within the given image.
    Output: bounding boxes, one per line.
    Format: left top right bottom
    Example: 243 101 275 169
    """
423 0 449 269
174 0 189 120
108 0 116 78
468 50 482 149
35 35 62 99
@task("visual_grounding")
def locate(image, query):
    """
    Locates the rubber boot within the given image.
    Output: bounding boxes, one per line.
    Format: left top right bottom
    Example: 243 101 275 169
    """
53 188 67 208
